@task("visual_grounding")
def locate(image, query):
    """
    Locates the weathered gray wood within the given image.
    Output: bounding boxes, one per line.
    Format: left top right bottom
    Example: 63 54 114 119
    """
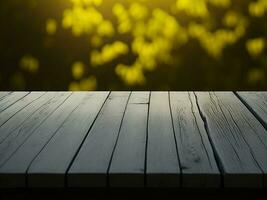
0 92 57 143
0 92 45 127
195 92 267 188
236 92 267 129
109 92 149 187
146 92 180 187
0 92 29 114
1 91 267 189
0 92 11 100
27 92 109 188
0 93 95 188
0 92 70 169
68 92 130 188
170 92 220 188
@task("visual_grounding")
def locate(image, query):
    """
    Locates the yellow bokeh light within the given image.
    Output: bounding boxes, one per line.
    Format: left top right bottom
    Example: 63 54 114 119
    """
249 0 267 17
116 62 146 86
20 55 39 73
72 62 85 79
91 41 129 66
246 38 266 57
176 0 209 18
69 76 97 91
46 18 57 35
42 0 267 88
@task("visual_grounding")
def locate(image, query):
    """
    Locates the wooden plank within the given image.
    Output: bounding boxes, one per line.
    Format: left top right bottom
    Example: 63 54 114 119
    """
0 92 29 113
0 93 93 188
195 92 267 188
0 92 56 143
170 92 220 188
27 92 109 188
0 93 70 168
146 92 180 187
67 92 130 188
0 92 11 100
0 92 45 127
108 92 149 187
236 92 267 129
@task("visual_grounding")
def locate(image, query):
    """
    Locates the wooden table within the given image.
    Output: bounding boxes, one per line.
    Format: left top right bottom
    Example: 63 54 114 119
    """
0 92 267 189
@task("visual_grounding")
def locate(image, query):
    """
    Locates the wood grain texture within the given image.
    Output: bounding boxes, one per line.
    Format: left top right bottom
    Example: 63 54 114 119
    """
0 92 29 113
0 92 58 144
109 92 150 187
146 92 180 187
68 92 130 188
237 92 267 129
0 93 93 188
27 92 109 188
170 92 220 188
195 92 267 188
0 93 70 169
0 92 44 127
0 91 267 189
0 92 11 100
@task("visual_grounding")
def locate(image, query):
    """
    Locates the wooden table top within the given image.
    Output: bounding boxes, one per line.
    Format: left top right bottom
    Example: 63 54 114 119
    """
0 92 267 188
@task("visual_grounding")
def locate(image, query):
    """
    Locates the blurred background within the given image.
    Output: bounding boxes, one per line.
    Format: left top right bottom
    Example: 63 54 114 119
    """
0 0 266 91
